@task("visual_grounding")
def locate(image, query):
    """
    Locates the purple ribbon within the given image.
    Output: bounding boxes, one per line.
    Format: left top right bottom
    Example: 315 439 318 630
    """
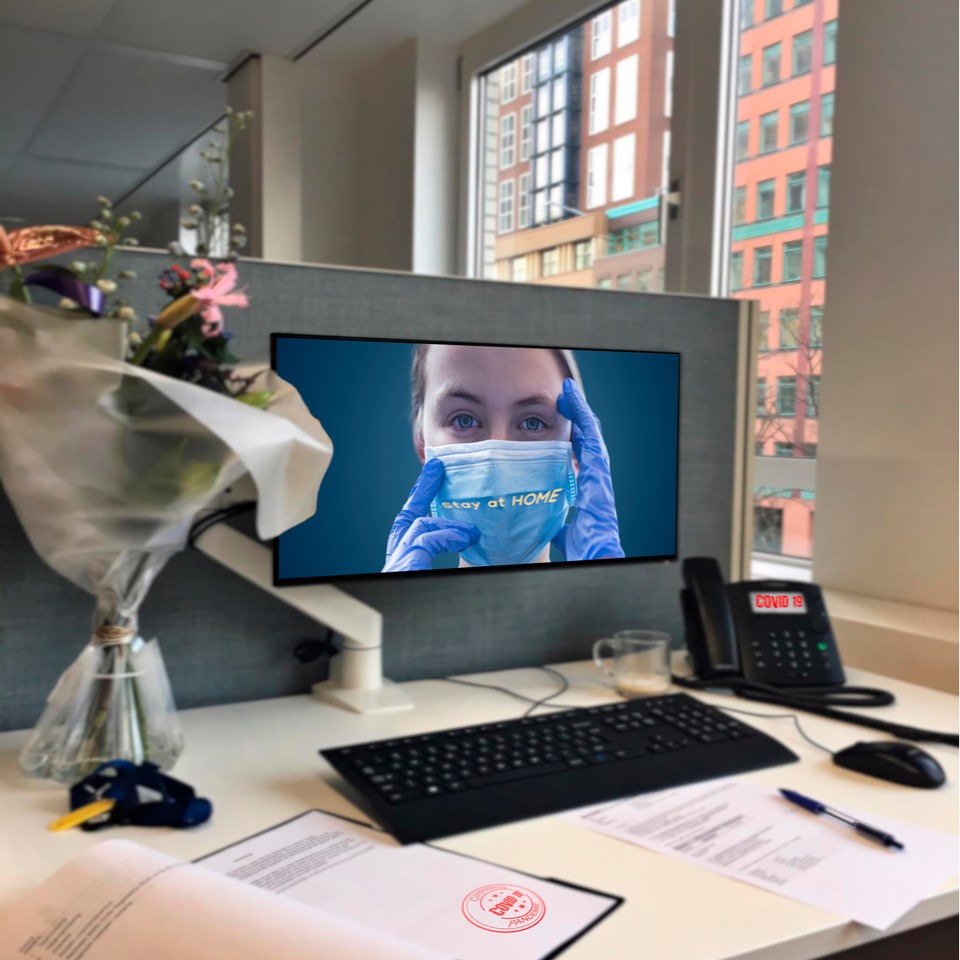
24 271 106 316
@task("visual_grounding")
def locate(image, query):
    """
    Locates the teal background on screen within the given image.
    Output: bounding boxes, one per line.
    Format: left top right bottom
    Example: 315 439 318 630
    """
275 337 679 580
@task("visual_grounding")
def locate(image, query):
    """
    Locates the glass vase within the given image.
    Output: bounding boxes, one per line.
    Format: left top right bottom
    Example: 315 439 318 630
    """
19 623 184 785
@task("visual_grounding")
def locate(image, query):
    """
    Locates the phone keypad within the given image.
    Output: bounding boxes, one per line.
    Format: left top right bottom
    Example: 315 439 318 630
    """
748 631 837 683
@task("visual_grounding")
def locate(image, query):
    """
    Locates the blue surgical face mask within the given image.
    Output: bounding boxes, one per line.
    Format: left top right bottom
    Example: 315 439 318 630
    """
424 439 577 567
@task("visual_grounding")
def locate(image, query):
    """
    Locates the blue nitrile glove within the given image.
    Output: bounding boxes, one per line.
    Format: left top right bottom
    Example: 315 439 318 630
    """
383 458 480 572
552 379 625 561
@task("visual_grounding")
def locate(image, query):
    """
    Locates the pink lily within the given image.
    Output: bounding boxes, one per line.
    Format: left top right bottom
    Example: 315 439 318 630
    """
190 258 248 337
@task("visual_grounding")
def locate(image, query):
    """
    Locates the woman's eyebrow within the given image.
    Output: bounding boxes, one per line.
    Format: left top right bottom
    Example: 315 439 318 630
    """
513 394 555 409
437 388 485 406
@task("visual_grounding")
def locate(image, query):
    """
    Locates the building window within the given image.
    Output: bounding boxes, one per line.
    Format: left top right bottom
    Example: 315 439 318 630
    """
553 36 569 73
756 376 767 415
754 506 784 554
774 442 794 457
759 111 778 153
589 68 611 133
802 442 817 458
765 0 783 19
598 277 612 289
786 170 805 213
574 240 593 270
668 0 676 37
618 0 640 46
550 147 565 184
824 19 838 65
521 54 534 94
820 92 835 137
792 30 812 76
777 376 796 415
587 144 608 208
664 50 674 117
553 75 569 111
611 134 636 201
607 220 659 254
733 185 747 224
616 274 632 290
637 267 653 291
813 235 828 278
518 173 531 228
615 55 639 124
730 251 744 291
536 118 549 154
501 63 518 103
552 112 567 147
758 310 770 349
738 54 752 95
498 180 514 233
541 247 560 277
761 42 781 86
782 239 803 281
661 129 671 188
756 441 766 456
519 106 532 162
756 178 776 220
592 11 613 59
789 100 809 144
810 305 824 346
741 0 754 29
736 120 750 160
512 256 527 282
817 165 830 208
754 245 772 285
500 113 516 169
807 375 821 417
779 308 799 348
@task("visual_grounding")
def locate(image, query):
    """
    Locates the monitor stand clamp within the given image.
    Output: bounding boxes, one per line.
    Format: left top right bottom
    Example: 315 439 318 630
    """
194 523 413 715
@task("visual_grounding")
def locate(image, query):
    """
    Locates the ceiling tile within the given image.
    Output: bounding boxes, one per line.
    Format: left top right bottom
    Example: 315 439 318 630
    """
28 45 224 168
0 26 87 154
0 0 117 37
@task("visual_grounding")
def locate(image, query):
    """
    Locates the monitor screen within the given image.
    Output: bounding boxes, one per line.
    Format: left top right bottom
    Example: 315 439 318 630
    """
273 335 679 583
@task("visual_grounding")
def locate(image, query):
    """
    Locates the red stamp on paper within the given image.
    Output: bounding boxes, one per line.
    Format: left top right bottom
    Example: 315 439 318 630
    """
461 883 546 933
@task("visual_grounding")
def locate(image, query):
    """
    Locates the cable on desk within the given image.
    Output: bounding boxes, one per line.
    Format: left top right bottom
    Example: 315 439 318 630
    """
717 705 835 756
442 667 582 716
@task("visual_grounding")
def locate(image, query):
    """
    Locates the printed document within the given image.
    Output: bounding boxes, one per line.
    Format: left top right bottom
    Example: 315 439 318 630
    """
567 779 958 929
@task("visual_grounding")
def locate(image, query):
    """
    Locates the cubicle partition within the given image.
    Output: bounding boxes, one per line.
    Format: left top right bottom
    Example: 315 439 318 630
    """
0 252 753 730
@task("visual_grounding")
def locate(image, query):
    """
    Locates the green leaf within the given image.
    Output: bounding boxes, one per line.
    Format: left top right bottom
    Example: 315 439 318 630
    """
235 391 273 409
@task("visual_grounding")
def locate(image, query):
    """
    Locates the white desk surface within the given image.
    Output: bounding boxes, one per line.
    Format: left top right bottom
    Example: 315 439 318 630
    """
0 662 957 960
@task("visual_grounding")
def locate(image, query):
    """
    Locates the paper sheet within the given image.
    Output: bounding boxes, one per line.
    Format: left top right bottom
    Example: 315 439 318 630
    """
566 779 959 929
198 810 620 960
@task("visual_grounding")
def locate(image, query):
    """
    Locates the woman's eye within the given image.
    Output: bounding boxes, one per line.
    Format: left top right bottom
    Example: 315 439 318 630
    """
521 416 546 432
453 414 479 430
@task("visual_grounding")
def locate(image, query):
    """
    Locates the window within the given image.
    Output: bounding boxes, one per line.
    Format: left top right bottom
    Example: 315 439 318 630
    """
664 50 674 117
553 37 569 73
733 185 747 224
661 129 671 187
786 171 805 213
824 19 838 65
498 180 514 233
757 310 770 350
820 92 835 137
802 443 817 458
779 308 799 348
792 30 812 75
512 257 527 282
741 0 754 29
667 0 675 37
754 245 772 285
574 240 593 270
521 54 534 94
756 377 767 415
537 47 551 83
775 442 794 457
520 106 532 162
550 147 565 184
807 375 821 417
637 267 653 291
536 119 549 154
598 277 612 289
759 111 778 153
553 75 568 111
765 0 782 19
615 55 638 124
618 0 640 46
549 185 563 219
500 114 516 169
810 305 824 346
518 173 531 228
761 43 781 86
551 113 566 147
592 11 612 59
730 251 744 290
541 247 559 277
607 221 658 253
537 83 550 116
782 239 803 281
501 63 517 103
736 120 750 159
616 274 632 290
813 235 827 278
754 506 784 554
777 376 796 415
756 441 766 456
611 134 636 201
817 165 830 208
589 68 611 133
738 54 752 95
756 179 776 220
587 144 608 208
790 101 809 144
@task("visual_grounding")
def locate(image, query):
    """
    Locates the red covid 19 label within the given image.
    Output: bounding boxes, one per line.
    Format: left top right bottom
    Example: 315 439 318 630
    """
461 883 546 933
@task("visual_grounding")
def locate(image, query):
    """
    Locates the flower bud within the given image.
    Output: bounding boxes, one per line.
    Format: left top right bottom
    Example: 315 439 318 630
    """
116 216 130 228
232 223 246 234
96 196 112 208
120 307 138 322
130 210 142 221
59 297 77 310
119 269 137 279
181 219 197 229
96 279 117 293
189 179 206 193
188 204 202 216
71 261 88 274
123 237 140 246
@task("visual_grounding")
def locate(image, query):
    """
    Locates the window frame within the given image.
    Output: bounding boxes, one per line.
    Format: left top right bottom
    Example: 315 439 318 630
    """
776 375 797 416
500 112 517 169
498 178 515 234
586 142 608 208
618 0 641 47
592 10 613 59
813 235 828 278
786 170 806 213
820 91 835 137
738 53 752 95
761 42 781 86
782 239 803 282
759 110 779 154
615 54 639 125
518 172 531 229
501 62 518 103
589 67 611 134
789 100 810 145
792 29 812 76
753 245 773 286
756 178 776 220
611 133 637 201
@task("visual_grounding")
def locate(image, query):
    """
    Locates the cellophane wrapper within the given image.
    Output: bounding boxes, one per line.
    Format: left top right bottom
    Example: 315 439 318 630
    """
0 296 332 782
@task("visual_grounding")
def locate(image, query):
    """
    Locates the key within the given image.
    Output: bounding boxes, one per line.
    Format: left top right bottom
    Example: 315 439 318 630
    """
466 761 568 788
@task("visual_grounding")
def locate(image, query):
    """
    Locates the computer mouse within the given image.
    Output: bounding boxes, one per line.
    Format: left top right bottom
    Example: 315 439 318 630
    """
832 740 946 788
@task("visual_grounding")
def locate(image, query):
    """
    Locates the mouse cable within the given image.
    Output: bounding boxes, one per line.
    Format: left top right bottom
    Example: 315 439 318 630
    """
442 667 580 717
716 705 835 755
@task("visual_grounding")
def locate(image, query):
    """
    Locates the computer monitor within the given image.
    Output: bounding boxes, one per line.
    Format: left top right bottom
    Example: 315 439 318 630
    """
273 334 679 584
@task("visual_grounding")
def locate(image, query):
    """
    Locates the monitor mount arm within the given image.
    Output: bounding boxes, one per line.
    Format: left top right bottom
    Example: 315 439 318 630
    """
194 523 413 715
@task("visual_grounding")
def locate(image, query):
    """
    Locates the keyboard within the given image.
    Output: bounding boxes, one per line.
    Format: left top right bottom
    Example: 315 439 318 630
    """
321 693 798 843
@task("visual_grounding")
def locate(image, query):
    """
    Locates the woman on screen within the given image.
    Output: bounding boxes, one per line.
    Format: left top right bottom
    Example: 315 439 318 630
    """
381 344 625 572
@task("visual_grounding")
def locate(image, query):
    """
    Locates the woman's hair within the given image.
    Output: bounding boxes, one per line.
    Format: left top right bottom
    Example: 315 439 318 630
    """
410 344 583 446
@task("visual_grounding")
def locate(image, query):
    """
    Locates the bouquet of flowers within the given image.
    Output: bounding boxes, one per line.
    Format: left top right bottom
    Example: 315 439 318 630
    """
0 112 333 784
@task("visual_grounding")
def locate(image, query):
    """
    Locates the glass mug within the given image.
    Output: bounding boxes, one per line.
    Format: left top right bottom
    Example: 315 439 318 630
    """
592 630 672 698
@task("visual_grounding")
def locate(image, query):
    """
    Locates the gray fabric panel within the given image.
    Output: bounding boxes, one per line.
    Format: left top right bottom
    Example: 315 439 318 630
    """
0 252 742 730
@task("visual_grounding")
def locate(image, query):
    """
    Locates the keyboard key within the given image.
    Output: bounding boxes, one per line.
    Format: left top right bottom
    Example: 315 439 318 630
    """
466 761 568 788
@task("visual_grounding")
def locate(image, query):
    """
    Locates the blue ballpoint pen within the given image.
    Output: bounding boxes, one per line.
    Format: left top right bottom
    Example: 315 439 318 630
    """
779 789 905 851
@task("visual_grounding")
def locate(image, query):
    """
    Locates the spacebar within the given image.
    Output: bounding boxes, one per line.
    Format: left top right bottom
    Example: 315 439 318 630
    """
465 762 569 788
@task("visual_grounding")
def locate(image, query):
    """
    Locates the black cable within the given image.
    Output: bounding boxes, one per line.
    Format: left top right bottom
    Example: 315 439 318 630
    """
717 705 835 755
442 667 581 716
522 666 570 717
188 501 257 548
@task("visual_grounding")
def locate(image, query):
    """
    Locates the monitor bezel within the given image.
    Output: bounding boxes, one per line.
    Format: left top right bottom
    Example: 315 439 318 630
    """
271 332 681 586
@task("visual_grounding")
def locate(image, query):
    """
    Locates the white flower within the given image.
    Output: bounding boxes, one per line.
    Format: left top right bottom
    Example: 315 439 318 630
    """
59 297 77 310
232 223 246 234
118 269 137 279
129 210 142 221
116 216 130 229
189 179 206 193
71 261 88 274
96 195 112 208
188 204 202 216
181 219 197 229
96 279 117 294
119 307 138 322
168 241 185 256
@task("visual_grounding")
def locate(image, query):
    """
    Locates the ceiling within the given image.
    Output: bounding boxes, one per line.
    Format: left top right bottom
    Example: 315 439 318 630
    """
0 0 532 229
